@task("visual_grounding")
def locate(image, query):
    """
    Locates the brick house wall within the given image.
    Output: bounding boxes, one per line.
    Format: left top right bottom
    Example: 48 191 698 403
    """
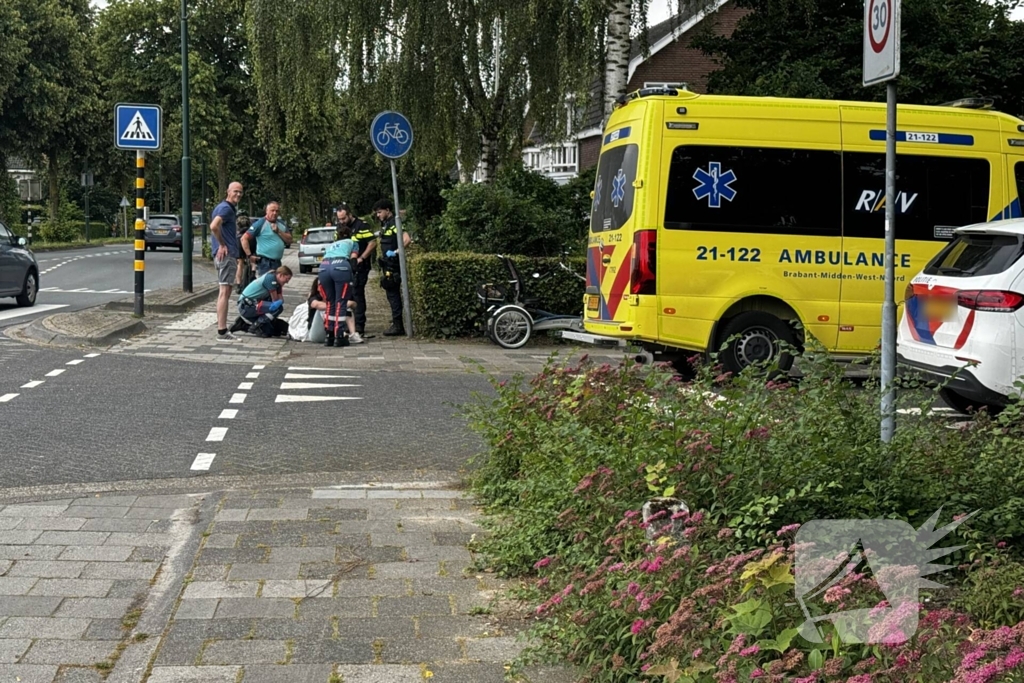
628 3 749 93
579 137 602 173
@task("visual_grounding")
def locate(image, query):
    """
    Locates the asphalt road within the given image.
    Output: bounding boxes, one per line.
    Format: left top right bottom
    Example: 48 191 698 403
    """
0 239 215 330
0 343 491 489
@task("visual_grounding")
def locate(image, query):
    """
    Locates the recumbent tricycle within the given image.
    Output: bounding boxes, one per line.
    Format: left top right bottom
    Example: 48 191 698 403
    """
476 254 586 349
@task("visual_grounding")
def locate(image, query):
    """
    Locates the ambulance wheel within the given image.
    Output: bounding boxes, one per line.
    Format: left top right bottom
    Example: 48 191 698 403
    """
491 307 532 349
718 312 796 376
939 388 1003 417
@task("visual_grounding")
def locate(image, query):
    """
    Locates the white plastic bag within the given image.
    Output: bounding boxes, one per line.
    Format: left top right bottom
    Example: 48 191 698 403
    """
306 310 326 343
288 304 309 341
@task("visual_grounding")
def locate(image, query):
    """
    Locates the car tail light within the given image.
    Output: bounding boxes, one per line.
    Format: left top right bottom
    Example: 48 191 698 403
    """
630 230 656 295
956 290 1024 312
301 232 308 244
904 283 914 302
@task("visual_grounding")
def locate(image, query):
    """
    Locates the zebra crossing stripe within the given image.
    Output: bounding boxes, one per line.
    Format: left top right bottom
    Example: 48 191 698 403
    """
191 453 216 470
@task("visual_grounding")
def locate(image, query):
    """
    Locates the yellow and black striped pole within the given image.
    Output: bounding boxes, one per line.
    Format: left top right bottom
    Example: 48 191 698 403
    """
134 151 146 317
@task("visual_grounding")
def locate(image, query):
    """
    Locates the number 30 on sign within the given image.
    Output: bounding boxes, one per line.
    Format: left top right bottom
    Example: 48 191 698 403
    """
863 0 900 86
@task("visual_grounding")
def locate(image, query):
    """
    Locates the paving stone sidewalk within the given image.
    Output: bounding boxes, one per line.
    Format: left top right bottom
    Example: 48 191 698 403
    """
101 251 626 372
0 483 575 683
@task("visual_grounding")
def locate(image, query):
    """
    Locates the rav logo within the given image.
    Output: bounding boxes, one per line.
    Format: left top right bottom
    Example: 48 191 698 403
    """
855 190 919 214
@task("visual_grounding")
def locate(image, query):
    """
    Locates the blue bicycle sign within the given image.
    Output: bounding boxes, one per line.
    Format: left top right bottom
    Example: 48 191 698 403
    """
370 111 414 159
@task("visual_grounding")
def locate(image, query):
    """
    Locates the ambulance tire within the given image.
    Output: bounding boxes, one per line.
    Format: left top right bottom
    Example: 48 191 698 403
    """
718 312 796 376
939 388 1003 417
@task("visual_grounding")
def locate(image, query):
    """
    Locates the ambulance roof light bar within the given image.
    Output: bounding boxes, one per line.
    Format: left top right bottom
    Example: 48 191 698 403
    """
939 97 995 110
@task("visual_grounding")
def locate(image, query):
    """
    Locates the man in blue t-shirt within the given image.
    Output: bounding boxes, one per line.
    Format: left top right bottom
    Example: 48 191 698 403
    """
210 182 244 341
237 265 294 338
242 201 292 276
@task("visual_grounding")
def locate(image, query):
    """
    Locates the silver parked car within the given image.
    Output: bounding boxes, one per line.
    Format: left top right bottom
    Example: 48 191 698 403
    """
144 213 183 251
0 220 38 307
298 227 337 274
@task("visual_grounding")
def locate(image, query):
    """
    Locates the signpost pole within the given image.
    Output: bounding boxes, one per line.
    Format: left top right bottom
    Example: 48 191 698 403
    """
389 159 414 337
135 152 147 317
881 82 897 443
864 0 900 443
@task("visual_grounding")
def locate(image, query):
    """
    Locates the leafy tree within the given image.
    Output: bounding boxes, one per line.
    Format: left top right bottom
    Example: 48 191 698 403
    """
95 0 253 206
435 164 586 255
248 0 598 183
698 0 1024 115
0 0 101 223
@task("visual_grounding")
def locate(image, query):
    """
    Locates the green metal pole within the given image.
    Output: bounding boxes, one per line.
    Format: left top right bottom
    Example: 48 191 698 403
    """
201 156 207 249
180 0 193 291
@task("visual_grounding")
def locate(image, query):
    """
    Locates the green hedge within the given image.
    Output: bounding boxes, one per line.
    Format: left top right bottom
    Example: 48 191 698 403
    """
408 252 586 338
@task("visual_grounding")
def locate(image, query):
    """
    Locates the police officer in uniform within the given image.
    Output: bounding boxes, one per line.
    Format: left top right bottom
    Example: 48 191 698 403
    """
335 204 375 336
372 199 410 336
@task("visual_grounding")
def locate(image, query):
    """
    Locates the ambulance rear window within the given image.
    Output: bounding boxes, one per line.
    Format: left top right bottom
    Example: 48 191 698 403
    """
923 233 1024 277
591 144 639 233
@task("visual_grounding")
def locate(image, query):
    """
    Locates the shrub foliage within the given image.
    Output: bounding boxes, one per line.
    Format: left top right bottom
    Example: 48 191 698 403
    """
408 252 585 338
466 351 1024 682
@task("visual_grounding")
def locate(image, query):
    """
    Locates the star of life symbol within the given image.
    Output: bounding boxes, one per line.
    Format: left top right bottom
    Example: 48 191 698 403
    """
594 176 603 209
610 169 627 208
692 161 737 208
793 509 973 645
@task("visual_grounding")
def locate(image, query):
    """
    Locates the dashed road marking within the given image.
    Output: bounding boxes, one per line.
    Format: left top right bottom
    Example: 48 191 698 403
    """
219 409 238 419
0 394 18 403
252 364 266 370
45 369 65 377
246 372 260 379
85 353 100 358
275 395 361 403
229 393 246 404
21 381 43 389
206 427 228 442
190 453 216 471
238 382 254 390
66 360 84 365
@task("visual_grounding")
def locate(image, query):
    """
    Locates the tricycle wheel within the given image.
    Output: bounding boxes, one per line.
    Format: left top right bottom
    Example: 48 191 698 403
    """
491 307 533 349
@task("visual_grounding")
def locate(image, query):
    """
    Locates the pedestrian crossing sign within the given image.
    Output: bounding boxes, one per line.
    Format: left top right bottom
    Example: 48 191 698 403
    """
115 103 162 150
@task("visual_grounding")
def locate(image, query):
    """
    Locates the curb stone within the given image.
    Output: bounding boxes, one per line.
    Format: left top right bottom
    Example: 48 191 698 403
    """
104 283 219 315
15 310 147 348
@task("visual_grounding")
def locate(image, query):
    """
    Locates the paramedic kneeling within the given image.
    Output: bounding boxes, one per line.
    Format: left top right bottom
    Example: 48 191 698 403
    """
238 266 293 338
317 227 360 347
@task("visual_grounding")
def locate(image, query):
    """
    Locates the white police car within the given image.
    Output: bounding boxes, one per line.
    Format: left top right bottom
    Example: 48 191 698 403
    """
898 219 1024 414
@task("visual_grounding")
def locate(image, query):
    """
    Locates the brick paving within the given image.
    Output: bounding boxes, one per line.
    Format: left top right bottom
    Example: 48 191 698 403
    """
101 251 626 372
0 484 575 682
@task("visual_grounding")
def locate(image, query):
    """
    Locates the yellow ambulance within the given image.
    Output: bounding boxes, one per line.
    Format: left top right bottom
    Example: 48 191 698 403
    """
582 88 1024 374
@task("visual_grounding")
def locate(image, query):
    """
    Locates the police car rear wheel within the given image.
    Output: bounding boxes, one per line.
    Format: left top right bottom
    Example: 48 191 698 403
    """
718 312 796 376
939 388 1003 417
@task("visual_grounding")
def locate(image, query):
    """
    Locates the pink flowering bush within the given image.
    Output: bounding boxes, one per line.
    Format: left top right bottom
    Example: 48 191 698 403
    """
465 352 1024 680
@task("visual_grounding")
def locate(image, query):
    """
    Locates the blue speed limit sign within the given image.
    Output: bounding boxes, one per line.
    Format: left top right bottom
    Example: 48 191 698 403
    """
370 111 414 159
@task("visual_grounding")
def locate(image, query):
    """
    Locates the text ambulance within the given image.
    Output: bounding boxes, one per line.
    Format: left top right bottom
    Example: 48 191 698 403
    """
584 88 1024 374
